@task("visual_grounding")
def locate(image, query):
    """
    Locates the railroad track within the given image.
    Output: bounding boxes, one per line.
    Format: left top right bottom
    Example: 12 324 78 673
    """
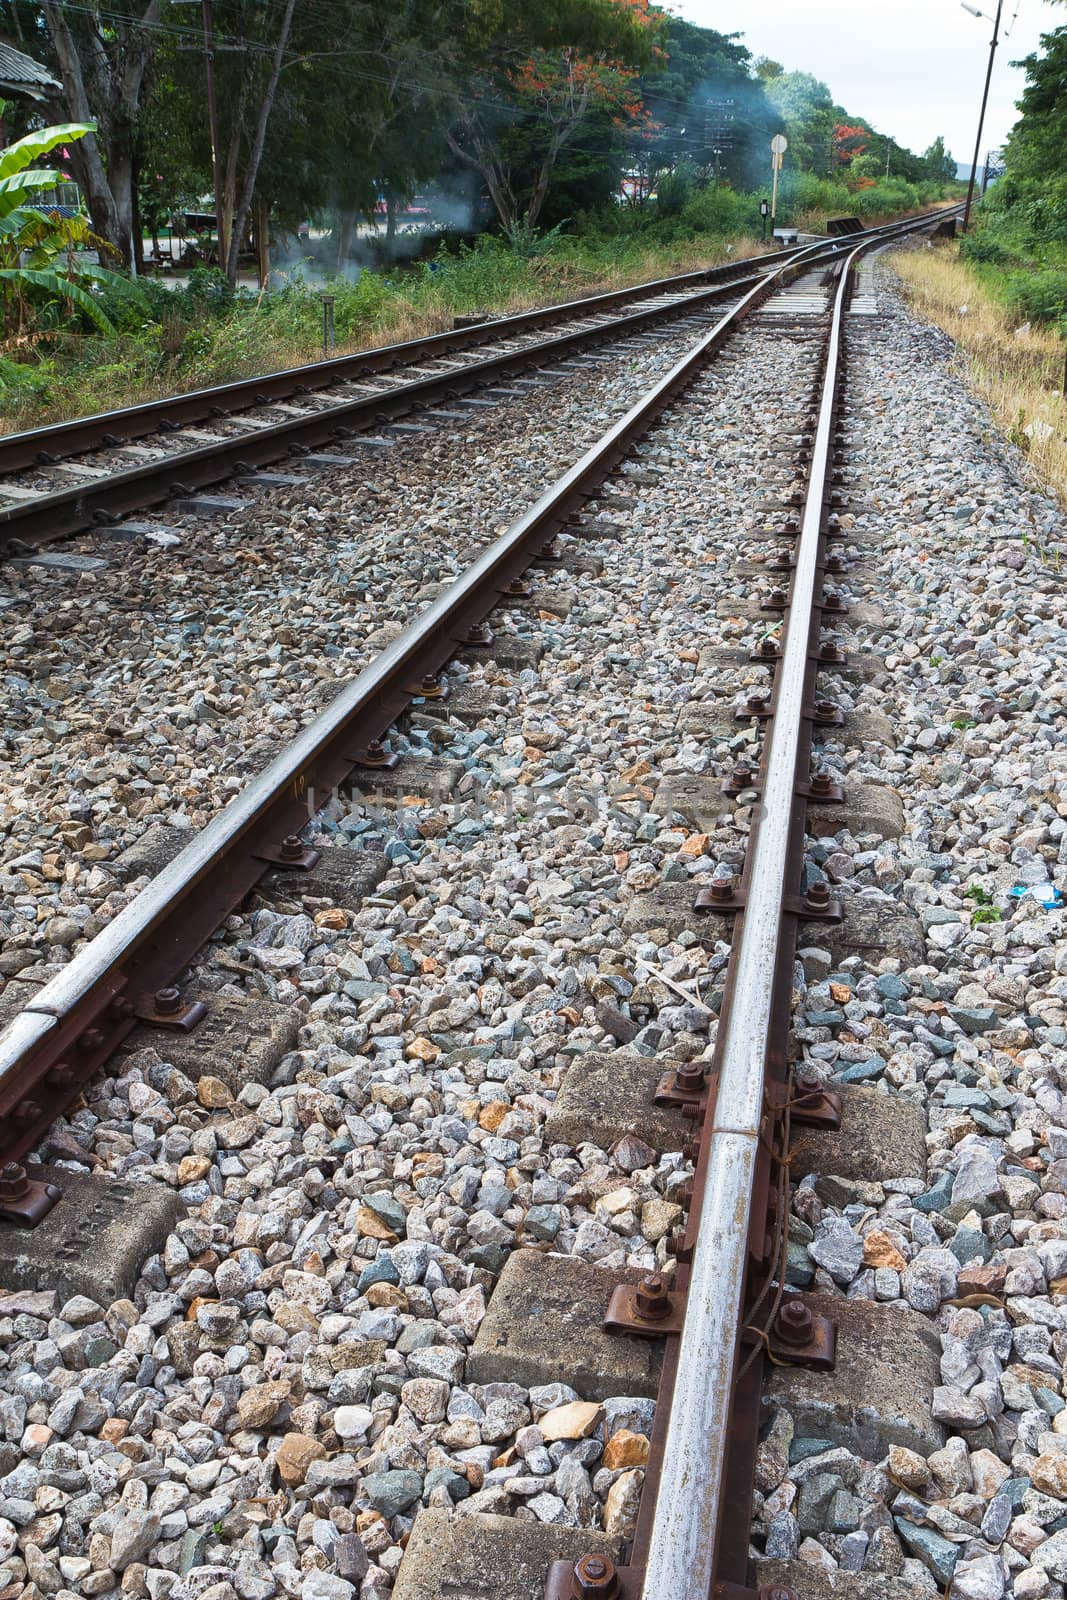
0 213 951 557
0 205 965 1599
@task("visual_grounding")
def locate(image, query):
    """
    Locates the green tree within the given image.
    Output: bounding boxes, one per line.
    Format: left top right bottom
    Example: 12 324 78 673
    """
0 105 122 333
922 136 956 182
1004 26 1067 209
442 0 660 230
37 0 162 270
632 16 777 197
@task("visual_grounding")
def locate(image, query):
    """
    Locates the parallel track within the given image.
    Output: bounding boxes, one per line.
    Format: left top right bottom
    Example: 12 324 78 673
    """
0 210 953 557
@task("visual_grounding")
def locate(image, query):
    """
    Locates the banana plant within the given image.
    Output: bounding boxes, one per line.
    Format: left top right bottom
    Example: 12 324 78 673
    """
0 105 127 335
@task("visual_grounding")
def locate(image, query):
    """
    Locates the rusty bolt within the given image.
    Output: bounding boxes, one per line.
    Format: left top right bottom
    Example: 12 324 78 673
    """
758 638 779 659
810 769 833 796
153 987 182 1016
732 762 754 787
815 699 838 719
822 642 845 663
767 588 787 608
805 881 831 910
505 578 529 597
280 834 305 861
823 591 843 611
0 1163 30 1200
774 1299 814 1347
420 673 440 694
826 553 844 573
573 1553 619 1598
793 1070 823 1108
746 692 768 714
465 622 492 646
13 1101 41 1125
634 1272 671 1322
45 1062 74 1090
78 1029 104 1054
769 548 792 570
675 1061 707 1094
542 541 562 560
760 1587 801 1600
109 995 135 1020
707 875 736 904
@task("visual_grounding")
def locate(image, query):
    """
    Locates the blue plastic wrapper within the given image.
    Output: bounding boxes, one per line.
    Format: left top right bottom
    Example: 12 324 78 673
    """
1009 883 1063 909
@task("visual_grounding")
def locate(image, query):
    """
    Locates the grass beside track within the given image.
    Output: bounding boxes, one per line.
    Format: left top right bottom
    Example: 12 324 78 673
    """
0 235 770 437
892 242 1067 512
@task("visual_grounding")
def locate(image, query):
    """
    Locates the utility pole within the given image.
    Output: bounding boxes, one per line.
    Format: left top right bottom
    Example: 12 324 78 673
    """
202 0 224 265
962 0 1004 231
173 0 226 263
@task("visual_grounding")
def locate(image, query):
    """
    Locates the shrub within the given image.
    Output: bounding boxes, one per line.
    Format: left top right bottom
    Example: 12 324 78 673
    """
655 162 697 219
680 185 761 237
960 233 1014 266
1005 269 1067 324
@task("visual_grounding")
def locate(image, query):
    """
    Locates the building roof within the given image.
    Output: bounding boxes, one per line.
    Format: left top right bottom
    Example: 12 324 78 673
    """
0 39 61 101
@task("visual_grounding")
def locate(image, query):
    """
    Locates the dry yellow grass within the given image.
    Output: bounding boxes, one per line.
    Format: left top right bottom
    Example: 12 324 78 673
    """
891 241 1067 507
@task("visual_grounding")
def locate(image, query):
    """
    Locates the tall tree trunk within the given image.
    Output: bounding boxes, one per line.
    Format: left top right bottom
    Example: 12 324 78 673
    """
110 149 137 275
445 129 518 229
254 194 270 287
224 0 297 287
335 212 355 271
40 0 162 269
385 191 397 262
64 137 119 259
218 74 252 270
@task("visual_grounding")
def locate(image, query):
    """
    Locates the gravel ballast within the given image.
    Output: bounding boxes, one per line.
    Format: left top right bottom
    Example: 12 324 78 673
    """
0 260 1066 1600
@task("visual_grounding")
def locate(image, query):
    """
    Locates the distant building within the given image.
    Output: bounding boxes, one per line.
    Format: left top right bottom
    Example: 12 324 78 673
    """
0 38 61 102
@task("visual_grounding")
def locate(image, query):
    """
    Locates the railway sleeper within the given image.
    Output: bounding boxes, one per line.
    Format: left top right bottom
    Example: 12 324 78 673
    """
622 883 924 967
391 1506 930 1600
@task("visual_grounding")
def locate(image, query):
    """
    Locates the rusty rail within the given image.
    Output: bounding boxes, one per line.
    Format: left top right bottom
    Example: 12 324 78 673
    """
544 221 943 1600
638 232 864 1600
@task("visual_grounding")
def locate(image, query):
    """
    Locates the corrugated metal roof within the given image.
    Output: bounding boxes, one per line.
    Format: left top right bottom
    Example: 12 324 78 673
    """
0 39 61 98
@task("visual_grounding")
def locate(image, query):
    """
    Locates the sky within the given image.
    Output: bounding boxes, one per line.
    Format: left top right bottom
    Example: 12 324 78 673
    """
672 0 1062 164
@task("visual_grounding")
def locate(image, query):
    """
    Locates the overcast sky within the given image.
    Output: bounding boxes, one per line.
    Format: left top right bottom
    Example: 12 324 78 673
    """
672 0 1062 164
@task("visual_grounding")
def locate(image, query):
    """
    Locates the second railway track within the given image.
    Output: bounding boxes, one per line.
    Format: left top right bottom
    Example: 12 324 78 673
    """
0 202 1036 1600
0 213 949 557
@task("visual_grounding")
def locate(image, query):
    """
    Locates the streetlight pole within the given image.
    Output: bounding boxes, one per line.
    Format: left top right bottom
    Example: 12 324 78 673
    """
961 0 1004 231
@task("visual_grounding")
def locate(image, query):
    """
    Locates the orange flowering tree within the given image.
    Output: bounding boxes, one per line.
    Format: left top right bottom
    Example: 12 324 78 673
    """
831 123 869 168
445 0 661 232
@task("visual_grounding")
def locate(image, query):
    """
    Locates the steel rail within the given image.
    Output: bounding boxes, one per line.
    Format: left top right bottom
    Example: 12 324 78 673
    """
635 235 867 1600
0 240 821 476
0 206 960 557
0 237 821 1166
